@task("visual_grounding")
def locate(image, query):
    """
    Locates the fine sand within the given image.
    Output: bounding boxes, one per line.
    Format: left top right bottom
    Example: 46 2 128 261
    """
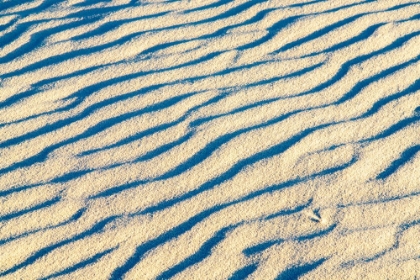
1 0 420 279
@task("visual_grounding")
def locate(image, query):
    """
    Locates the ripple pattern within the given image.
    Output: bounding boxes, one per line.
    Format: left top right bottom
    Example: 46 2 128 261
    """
1 0 420 279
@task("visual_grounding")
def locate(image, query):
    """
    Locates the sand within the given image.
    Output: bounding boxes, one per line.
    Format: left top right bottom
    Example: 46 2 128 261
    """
1 0 420 279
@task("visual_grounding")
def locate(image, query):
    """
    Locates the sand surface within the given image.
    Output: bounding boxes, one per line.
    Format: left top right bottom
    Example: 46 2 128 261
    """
1 0 420 279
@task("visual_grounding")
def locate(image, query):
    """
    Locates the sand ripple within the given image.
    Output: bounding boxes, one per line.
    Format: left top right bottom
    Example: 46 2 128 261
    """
1 0 420 279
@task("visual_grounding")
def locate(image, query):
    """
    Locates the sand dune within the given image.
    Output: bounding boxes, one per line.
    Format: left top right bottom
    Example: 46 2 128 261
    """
1 0 420 279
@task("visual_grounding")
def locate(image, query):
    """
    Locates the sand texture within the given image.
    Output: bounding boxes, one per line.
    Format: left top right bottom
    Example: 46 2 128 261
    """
1 0 420 279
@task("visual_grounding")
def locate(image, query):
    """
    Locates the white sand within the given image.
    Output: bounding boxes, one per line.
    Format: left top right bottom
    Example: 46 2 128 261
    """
1 0 420 279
